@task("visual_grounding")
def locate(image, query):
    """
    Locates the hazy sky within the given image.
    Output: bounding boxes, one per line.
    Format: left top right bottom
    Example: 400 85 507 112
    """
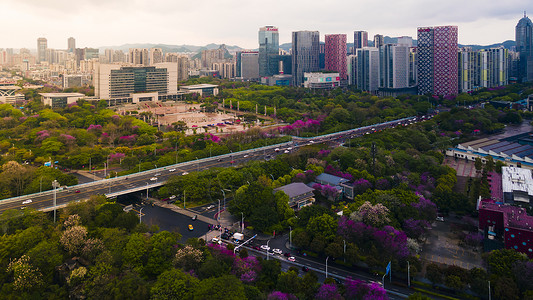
0 0 530 50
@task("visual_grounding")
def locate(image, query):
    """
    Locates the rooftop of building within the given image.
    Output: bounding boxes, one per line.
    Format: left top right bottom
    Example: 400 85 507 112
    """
315 173 350 186
502 166 533 196
274 182 315 199
180 84 219 89
39 93 85 97
457 135 533 160
479 200 533 231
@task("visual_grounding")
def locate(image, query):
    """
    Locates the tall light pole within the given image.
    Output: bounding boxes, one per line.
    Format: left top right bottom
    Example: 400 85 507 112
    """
138 159 142 173
407 261 411 287
145 182 149 200
89 156 92 181
195 157 199 172
221 189 226 210
325 256 330 278
39 176 43 193
488 280 491 300
139 207 144 224
266 239 271 260
217 199 221 222
183 190 186 209
175 142 178 164
104 162 107 179
52 180 59 223
289 226 292 249
344 239 346 263
240 212 244 233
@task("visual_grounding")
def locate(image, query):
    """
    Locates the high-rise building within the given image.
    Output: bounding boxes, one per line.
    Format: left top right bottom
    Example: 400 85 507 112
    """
355 47 380 92
458 47 509 93
379 44 410 89
417 26 458 96
94 64 178 102
374 34 384 49
397 36 413 47
516 13 533 82
325 34 347 81
37 37 47 63
150 48 164 65
239 51 260 80
177 56 189 82
201 45 227 68
68 37 76 53
129 48 149 65
259 26 279 77
292 31 320 86
353 31 368 51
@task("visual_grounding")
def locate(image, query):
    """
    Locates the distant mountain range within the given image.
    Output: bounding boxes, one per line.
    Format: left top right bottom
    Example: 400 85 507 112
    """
98 43 244 54
101 38 516 57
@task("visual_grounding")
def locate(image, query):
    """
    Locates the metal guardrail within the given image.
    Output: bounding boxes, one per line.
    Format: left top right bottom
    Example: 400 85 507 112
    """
0 141 294 205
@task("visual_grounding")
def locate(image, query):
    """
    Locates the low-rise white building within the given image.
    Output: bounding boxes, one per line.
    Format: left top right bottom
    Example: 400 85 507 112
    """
39 93 85 108
303 72 340 89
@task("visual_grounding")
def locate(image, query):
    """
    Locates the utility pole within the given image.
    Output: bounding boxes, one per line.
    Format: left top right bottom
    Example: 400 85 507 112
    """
371 142 377 178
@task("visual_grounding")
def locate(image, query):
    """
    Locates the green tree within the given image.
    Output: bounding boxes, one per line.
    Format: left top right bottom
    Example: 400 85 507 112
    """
193 274 246 300
151 268 199 300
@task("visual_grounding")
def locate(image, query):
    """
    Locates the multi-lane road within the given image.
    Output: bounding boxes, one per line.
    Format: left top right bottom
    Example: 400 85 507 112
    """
0 115 430 214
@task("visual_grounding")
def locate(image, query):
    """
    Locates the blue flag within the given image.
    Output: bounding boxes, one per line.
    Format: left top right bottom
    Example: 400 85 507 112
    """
385 261 391 275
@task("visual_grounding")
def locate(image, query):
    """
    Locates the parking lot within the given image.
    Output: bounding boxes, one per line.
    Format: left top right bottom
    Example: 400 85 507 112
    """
422 220 482 270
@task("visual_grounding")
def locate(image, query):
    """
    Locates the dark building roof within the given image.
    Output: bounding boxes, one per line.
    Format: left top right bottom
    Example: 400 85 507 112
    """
274 182 315 199
315 173 349 186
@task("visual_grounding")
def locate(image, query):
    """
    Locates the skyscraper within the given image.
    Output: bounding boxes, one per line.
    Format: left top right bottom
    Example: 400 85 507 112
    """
259 26 279 77
355 47 380 92
325 34 347 81
516 13 533 82
129 48 149 65
149 48 164 64
292 31 320 86
373 34 384 49
68 37 76 53
379 44 410 89
353 31 368 51
417 26 458 96
37 37 47 63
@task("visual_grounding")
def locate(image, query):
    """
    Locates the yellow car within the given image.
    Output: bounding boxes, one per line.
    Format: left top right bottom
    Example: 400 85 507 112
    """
188 224 193 231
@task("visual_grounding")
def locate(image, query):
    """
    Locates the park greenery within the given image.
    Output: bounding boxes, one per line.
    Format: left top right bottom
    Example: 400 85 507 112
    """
1 76 533 298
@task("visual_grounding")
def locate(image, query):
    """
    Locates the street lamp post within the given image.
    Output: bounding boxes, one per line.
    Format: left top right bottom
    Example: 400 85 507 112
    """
217 199 221 222
52 180 59 223
138 159 142 173
325 256 330 278
221 189 226 210
89 157 92 181
266 239 271 260
145 182 149 201
139 207 144 224
289 226 292 249
183 190 186 209
488 281 491 300
195 157 199 172
344 240 346 263
407 261 410 288
175 142 178 164
40 176 43 193
241 212 244 233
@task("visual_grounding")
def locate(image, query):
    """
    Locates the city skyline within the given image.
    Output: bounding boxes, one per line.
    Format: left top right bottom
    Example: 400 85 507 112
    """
0 0 530 50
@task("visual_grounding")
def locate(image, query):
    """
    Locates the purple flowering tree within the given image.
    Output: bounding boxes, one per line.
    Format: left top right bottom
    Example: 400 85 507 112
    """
353 178 372 195
375 178 390 190
232 256 261 283
315 283 342 300
411 197 437 221
267 291 298 300
402 218 430 239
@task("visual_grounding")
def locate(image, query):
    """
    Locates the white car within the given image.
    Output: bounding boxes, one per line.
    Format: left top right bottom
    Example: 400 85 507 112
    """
288 256 296 262
272 248 282 255
284 150 290 153
211 238 222 245
436 216 444 222
22 199 32 205
168 169 176 172
260 245 271 251
169 195 176 200
243 155 249 158
150 177 157 181
182 172 189 175
155 173 161 176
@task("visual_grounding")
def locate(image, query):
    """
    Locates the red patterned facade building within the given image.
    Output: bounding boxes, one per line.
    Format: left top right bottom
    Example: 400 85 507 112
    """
417 25 458 97
325 34 348 82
